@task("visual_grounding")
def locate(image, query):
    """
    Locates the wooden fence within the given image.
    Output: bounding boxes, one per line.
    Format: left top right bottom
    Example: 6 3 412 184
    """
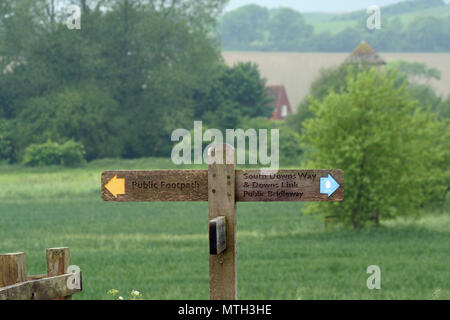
0 247 82 300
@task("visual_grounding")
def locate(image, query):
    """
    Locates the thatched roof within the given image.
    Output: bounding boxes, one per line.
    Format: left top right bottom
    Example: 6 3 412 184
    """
345 41 386 66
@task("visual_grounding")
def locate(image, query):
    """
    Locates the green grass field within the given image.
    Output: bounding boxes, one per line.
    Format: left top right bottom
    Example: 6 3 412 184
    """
0 159 449 300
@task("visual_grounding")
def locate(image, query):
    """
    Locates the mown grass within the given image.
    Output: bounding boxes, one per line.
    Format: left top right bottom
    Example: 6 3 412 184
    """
0 158 448 300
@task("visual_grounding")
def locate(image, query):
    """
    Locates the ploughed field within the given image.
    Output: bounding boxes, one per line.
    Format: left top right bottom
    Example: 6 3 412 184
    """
0 158 448 299
223 52 450 111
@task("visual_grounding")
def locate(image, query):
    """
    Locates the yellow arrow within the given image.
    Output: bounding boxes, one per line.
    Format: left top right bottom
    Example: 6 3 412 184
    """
105 175 125 198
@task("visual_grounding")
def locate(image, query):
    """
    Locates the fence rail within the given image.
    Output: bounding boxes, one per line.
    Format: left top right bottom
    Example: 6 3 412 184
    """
0 247 82 300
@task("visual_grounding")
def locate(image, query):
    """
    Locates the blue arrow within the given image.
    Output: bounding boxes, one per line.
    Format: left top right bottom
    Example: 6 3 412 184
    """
320 174 340 197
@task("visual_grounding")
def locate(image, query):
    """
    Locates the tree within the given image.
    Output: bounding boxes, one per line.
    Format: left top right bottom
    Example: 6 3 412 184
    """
387 60 444 113
195 62 273 131
387 60 441 83
287 63 372 134
302 68 448 228
405 16 450 52
437 96 450 119
15 84 124 161
267 8 313 50
0 118 14 163
220 4 269 50
218 4 450 52
0 0 230 160
239 117 303 167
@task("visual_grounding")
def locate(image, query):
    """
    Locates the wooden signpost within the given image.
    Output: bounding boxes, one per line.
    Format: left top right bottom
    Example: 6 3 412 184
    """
101 145 344 300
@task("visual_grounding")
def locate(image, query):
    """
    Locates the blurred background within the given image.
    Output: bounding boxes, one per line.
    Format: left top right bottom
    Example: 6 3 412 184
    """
0 0 448 300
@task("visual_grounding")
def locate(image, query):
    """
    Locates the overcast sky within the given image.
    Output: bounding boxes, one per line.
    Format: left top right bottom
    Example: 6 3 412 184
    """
225 0 450 13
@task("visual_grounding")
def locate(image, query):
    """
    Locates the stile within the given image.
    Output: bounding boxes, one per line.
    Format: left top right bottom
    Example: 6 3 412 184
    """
46 247 71 300
0 252 27 288
0 273 81 300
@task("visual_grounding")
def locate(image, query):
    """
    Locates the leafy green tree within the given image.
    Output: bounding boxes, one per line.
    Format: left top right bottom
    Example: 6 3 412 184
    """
22 139 86 167
105 1 225 157
15 85 123 161
0 118 14 163
287 63 372 134
220 4 269 50
302 68 448 228
0 0 231 160
387 60 444 113
436 97 450 118
267 8 313 50
364 17 407 51
219 4 450 52
239 117 303 167
387 61 441 83
195 62 273 131
405 16 450 52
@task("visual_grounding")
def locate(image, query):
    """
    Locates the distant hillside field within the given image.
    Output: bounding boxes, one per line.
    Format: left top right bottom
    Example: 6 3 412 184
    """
220 1 450 52
223 52 450 111
304 4 450 34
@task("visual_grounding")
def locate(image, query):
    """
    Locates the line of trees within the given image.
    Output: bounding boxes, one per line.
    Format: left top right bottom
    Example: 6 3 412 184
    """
220 2 450 52
0 0 274 164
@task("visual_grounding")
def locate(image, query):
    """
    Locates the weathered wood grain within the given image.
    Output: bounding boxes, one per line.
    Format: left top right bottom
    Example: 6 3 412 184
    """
27 275 47 281
236 169 344 202
46 247 72 300
0 253 27 288
208 145 237 300
0 273 82 300
102 170 208 202
101 169 344 202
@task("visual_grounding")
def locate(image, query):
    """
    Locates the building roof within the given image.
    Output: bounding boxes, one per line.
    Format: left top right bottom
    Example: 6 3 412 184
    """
266 84 292 120
266 85 284 108
345 41 386 66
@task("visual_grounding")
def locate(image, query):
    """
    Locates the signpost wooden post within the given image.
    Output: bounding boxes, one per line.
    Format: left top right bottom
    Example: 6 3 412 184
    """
208 145 237 300
101 144 344 300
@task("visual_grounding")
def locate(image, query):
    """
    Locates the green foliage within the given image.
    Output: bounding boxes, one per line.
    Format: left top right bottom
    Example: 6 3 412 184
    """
195 62 273 131
0 118 14 163
287 63 372 134
333 0 445 21
302 68 449 228
387 61 441 81
15 85 123 161
59 140 87 167
220 4 269 50
267 8 313 50
1 0 271 162
22 140 86 167
436 97 450 118
288 61 446 135
387 60 445 114
220 3 450 52
239 117 303 167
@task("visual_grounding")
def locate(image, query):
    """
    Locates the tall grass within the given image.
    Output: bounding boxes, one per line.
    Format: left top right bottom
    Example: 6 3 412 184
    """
0 158 448 299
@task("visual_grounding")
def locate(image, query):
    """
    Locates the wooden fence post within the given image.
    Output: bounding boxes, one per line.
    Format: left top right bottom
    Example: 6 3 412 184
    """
208 144 237 300
46 247 71 300
0 253 27 288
